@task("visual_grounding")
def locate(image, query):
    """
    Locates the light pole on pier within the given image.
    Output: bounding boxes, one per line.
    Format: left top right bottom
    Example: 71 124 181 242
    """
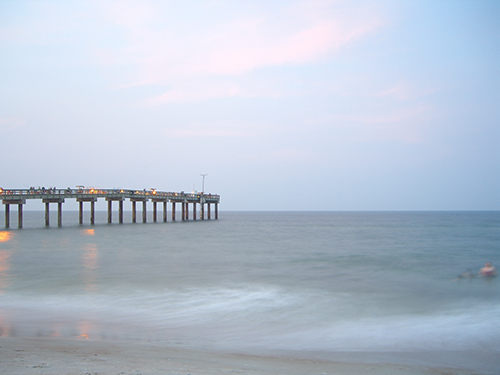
199 173 208 193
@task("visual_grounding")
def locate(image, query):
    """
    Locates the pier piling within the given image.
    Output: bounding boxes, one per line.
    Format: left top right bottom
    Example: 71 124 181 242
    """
18 203 23 228
1 200 25 229
58 202 62 227
45 202 50 227
108 200 112 223
4 204 9 229
119 200 124 224
77 197 96 226
91 201 95 225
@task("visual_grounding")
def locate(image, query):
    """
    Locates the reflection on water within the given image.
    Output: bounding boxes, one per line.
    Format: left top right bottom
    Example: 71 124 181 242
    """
0 251 12 295
78 320 94 339
0 231 13 243
0 231 14 335
81 227 99 291
81 229 95 236
82 243 99 292
0 312 12 337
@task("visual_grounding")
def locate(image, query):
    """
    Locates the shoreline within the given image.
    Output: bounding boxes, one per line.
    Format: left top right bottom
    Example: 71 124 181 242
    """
0 337 490 375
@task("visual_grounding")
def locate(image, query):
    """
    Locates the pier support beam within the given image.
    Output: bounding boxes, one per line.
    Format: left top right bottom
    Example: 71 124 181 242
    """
171 202 176 221
5 204 9 229
79 201 83 224
215 203 218 220
181 202 185 222
131 198 147 224
106 198 124 224
18 203 23 228
193 203 196 220
108 200 112 224
207 203 211 220
185 202 189 221
2 200 26 229
58 202 62 227
76 198 96 226
119 200 123 224
152 199 168 223
201 203 205 220
45 202 50 227
90 201 95 225
43 198 64 227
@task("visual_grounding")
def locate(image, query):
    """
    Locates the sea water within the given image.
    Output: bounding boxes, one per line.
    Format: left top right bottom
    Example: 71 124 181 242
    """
0 211 499 370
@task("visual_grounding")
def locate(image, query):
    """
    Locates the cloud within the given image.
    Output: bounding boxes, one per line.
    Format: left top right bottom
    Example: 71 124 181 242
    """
0 118 24 131
96 0 383 103
319 105 435 144
145 76 285 105
271 148 315 162
165 121 265 139
378 82 440 101
147 81 246 105
0 2 85 45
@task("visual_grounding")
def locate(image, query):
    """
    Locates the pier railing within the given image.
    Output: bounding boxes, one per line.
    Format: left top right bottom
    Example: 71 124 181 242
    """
0 188 220 228
0 188 219 200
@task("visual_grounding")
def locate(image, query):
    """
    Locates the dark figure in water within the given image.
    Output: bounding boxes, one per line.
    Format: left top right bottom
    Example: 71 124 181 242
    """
455 269 475 280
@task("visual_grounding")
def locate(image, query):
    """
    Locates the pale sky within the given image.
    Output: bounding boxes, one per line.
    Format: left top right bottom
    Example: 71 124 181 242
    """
1 0 498 211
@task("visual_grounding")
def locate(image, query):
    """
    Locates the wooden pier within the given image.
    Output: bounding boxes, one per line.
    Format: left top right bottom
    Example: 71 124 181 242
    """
0 188 220 228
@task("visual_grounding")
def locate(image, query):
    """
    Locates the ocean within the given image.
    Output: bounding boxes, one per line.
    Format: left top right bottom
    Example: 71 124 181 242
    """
0 211 499 371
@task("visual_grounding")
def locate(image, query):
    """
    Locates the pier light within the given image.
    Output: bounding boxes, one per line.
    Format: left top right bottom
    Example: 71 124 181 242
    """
0 188 3 193
120 189 124 193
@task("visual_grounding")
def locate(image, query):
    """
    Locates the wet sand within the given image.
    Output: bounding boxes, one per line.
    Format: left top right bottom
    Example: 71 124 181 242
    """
0 337 485 375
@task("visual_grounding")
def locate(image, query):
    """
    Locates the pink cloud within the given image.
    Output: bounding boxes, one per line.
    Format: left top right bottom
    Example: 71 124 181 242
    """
378 82 439 101
0 118 24 131
148 82 244 105
320 105 435 144
165 121 265 139
96 0 383 102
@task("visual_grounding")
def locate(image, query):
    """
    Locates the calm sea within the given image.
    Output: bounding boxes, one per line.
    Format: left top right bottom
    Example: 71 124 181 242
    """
0 211 499 370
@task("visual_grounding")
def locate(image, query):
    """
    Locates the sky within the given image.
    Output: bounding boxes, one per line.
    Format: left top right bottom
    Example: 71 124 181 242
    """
0 0 499 211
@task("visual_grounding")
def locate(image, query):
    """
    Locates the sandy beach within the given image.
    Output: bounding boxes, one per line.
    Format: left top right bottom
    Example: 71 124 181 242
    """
0 337 485 375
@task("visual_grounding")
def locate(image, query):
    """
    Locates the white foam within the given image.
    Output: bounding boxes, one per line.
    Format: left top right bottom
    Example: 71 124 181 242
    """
1 285 499 353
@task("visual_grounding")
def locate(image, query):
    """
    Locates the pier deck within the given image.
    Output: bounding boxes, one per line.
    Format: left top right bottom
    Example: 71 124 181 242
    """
0 188 220 228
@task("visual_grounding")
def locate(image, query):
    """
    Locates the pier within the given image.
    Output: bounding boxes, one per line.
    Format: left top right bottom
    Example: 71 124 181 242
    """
0 188 220 228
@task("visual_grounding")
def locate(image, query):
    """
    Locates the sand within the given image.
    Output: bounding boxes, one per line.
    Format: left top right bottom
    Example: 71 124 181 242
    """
0 337 486 375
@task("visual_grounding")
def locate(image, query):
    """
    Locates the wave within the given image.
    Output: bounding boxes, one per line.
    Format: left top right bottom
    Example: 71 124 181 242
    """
1 285 499 353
